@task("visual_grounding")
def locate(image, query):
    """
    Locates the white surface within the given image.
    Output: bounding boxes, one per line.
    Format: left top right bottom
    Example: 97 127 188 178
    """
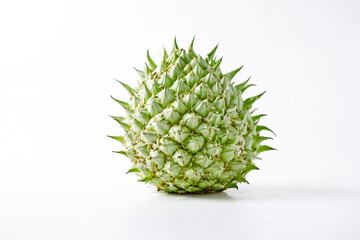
1 0 360 239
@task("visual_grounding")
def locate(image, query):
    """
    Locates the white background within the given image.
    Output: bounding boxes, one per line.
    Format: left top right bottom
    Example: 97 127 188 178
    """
1 0 360 239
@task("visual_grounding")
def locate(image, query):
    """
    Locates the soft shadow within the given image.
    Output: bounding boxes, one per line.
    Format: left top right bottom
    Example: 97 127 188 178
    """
155 191 233 200
148 185 360 201
237 185 360 201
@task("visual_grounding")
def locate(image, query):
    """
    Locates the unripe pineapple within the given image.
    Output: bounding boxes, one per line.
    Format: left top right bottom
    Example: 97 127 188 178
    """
109 38 275 193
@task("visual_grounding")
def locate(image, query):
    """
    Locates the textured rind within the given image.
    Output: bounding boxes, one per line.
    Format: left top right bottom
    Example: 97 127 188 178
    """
110 38 275 193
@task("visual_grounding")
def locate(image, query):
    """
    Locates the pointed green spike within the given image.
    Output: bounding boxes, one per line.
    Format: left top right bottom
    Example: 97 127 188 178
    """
143 84 152 102
188 36 197 59
153 79 161 94
190 36 195 49
145 63 152 75
138 110 150 124
110 95 130 110
256 125 276 136
139 175 153 182
242 163 259 175
235 77 251 92
159 55 168 72
109 115 126 124
107 135 125 145
113 150 127 156
225 66 243 81
250 109 257 115
234 174 249 184
127 168 141 174
113 79 136 96
206 44 219 61
252 114 267 122
227 181 239 189
214 57 223 69
243 91 266 109
173 36 179 50
119 121 130 131
109 115 130 131
257 145 277 154
108 113 130 131
197 55 208 70
242 83 256 92
162 46 168 60
133 118 144 132
253 136 273 146
147 50 157 70
254 136 273 142
134 67 145 78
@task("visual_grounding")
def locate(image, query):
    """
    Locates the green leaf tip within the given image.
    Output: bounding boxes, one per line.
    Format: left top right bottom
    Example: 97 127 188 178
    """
109 115 126 124
242 83 256 92
234 174 249 184
206 44 219 61
110 95 130 109
147 50 157 70
139 176 152 182
226 66 244 81
133 67 145 78
254 135 273 143
127 168 140 174
108 115 130 131
257 145 277 154
190 36 196 49
107 135 125 145
119 122 130 131
252 114 267 122
113 79 136 95
112 150 127 156
214 57 223 69
145 63 152 75
242 164 259 175
235 77 251 92
256 125 276 136
227 182 239 189
173 36 179 50
243 91 266 109
163 46 168 59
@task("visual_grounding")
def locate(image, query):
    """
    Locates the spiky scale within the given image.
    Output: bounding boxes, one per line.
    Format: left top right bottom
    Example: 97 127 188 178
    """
127 168 141 173
256 145 276 154
190 36 195 49
214 57 223 70
113 150 127 156
107 135 125 145
256 125 276 136
173 37 179 50
242 83 256 92
235 77 251 92
226 66 243 81
206 44 218 61
243 91 266 109
242 164 259 175
110 95 129 109
163 47 168 59
147 50 157 70
139 176 153 182
114 79 136 96
134 67 145 78
110 38 275 194
252 114 267 122
109 115 126 124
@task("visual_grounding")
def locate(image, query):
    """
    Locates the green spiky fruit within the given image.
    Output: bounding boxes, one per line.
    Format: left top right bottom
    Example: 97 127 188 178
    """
109 38 275 193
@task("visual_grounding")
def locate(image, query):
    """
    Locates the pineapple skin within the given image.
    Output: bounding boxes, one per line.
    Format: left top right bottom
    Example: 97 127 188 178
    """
109 38 275 193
